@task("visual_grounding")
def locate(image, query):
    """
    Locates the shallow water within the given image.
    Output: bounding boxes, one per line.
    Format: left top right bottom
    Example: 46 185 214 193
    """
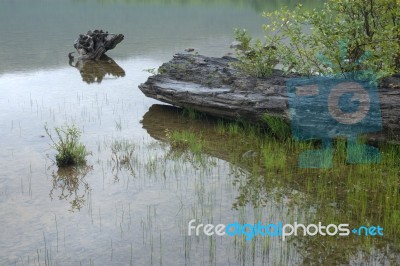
0 62 299 264
1 0 399 265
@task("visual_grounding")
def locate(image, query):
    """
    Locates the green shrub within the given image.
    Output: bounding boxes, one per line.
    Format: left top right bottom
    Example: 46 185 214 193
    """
232 29 279 77
45 124 90 167
234 0 400 79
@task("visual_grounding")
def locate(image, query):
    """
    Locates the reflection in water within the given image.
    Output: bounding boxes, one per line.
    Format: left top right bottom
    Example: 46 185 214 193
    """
142 104 277 208
141 104 400 265
141 104 258 164
49 165 92 211
110 139 136 182
142 104 271 205
70 55 125 84
141 104 188 140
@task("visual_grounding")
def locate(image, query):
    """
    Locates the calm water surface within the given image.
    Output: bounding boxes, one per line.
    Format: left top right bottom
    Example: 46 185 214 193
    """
0 0 399 265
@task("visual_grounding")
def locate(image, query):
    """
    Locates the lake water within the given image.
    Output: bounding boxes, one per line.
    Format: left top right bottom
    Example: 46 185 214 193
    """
1 0 399 265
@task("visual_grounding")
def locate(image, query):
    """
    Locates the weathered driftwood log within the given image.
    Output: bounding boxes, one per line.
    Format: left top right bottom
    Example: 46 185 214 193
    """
73 30 124 60
139 53 400 142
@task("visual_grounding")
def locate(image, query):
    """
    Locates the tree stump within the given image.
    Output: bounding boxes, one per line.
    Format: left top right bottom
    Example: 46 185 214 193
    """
73 30 124 60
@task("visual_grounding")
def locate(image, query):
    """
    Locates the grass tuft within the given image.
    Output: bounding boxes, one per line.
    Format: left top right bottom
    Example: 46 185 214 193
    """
45 123 90 167
182 107 205 120
165 129 203 153
262 114 291 139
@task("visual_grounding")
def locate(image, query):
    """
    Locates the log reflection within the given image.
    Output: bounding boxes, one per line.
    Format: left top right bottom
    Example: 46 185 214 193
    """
70 55 125 84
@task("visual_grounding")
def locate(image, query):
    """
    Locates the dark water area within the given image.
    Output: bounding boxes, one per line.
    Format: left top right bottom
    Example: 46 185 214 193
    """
0 0 268 73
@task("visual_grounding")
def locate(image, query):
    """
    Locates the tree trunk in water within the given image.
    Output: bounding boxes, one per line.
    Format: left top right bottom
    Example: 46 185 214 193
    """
139 53 400 143
73 30 124 60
